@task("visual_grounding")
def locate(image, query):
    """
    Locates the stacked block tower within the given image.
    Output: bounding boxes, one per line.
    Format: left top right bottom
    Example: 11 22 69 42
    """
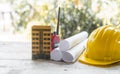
32 26 51 60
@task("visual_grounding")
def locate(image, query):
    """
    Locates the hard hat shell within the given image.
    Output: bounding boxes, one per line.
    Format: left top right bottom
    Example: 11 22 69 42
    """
79 25 120 65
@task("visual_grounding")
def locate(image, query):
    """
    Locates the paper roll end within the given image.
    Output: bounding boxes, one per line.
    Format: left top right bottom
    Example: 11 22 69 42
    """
50 48 62 61
62 51 74 62
59 40 69 51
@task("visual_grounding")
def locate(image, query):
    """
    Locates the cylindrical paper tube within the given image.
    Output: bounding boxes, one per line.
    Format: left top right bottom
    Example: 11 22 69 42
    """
50 48 62 61
59 31 88 51
62 39 87 62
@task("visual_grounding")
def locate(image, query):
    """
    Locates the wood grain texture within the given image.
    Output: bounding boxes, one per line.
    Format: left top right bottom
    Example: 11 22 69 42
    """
0 42 120 74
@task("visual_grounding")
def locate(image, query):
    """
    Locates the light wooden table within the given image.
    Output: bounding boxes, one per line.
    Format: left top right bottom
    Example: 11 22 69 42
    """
0 42 120 74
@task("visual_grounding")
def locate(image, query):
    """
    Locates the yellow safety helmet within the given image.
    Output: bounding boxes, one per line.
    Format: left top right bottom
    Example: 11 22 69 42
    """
79 25 120 65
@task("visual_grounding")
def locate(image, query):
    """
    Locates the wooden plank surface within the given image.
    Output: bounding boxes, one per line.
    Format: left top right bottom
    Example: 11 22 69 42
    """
0 42 120 74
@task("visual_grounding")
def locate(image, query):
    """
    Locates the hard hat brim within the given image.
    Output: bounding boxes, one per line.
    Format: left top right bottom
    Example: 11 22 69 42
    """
78 50 118 65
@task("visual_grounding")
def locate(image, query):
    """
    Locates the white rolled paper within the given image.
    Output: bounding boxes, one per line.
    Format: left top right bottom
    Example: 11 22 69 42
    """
59 31 88 51
62 39 87 63
50 48 62 61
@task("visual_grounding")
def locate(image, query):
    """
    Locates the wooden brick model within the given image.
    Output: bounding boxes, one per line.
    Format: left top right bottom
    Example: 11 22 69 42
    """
32 26 51 60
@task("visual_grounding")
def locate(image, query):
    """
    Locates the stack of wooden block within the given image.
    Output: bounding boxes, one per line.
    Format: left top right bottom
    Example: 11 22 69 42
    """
32 26 51 60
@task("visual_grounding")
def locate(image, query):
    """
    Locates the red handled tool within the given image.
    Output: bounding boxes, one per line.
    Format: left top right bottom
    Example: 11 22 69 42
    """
51 7 61 51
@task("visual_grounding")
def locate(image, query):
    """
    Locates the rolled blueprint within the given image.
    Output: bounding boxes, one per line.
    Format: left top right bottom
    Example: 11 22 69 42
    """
59 31 88 51
62 39 87 63
50 48 62 61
